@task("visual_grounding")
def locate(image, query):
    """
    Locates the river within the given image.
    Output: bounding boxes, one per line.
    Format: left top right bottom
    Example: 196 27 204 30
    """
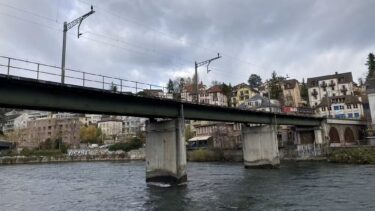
0 161 374 211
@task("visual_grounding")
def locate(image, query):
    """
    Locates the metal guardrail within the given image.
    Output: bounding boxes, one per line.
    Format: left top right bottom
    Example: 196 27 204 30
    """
0 55 166 95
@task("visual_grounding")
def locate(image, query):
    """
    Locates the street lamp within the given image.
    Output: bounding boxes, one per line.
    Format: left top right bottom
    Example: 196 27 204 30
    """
61 6 95 84
194 53 221 103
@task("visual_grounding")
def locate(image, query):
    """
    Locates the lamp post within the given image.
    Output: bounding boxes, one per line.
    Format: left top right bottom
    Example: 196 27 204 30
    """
61 6 95 84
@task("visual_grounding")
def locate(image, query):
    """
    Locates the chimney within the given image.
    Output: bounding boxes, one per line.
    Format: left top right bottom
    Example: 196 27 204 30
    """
335 72 338 75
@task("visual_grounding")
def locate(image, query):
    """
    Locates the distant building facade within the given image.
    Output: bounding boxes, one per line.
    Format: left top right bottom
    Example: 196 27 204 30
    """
307 72 355 108
21 117 81 149
181 83 228 106
97 119 123 138
281 79 303 107
238 94 281 113
315 95 364 119
231 83 258 107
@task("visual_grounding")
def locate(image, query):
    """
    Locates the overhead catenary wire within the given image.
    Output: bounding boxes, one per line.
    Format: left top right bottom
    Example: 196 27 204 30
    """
0 1 282 86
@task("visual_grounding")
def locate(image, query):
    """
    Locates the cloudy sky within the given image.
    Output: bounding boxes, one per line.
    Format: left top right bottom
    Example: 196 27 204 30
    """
0 0 374 90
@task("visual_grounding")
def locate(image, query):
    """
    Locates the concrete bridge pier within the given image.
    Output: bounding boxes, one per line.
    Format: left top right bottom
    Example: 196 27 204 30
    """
145 118 187 185
242 125 280 168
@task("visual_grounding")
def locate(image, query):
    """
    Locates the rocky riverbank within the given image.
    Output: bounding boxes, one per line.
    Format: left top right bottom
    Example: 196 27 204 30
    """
0 148 145 165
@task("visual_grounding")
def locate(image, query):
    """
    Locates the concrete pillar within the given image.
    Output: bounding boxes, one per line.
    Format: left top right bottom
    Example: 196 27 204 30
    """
145 118 187 185
242 125 280 168
314 129 323 144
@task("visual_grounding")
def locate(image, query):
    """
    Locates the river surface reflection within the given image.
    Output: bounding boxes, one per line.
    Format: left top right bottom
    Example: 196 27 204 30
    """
0 161 374 210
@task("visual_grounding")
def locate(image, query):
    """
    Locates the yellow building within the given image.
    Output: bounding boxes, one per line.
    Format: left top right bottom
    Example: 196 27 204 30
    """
231 83 258 107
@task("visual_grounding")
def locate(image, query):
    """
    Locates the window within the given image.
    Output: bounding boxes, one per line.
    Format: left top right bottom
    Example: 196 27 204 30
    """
322 107 326 111
328 106 332 111
353 104 358 108
334 106 339 110
348 113 353 118
339 105 344 110
347 104 351 109
354 113 360 118
332 93 336 96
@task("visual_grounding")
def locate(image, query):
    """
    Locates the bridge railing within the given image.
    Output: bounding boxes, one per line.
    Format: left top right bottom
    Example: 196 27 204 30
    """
0 56 166 96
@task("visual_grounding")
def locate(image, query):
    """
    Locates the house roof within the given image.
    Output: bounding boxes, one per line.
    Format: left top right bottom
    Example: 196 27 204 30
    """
207 85 224 93
283 79 299 89
183 82 205 93
307 72 353 88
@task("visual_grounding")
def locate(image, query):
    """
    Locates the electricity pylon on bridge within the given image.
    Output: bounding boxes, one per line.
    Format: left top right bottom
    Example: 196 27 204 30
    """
194 53 221 103
61 6 95 84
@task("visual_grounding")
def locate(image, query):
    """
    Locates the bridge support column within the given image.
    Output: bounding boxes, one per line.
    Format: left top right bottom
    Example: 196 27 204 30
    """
145 118 187 185
242 125 280 168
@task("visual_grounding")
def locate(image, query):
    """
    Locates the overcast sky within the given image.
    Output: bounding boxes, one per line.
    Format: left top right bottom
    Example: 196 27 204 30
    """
0 0 374 89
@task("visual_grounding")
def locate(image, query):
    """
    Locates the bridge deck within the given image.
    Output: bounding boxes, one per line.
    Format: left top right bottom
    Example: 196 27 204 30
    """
0 75 323 126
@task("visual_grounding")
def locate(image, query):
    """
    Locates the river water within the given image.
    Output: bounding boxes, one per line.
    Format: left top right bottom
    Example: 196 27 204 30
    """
0 161 374 211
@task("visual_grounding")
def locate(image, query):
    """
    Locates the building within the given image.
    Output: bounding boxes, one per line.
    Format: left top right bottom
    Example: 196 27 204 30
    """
281 79 304 107
366 79 375 127
315 95 364 119
79 114 103 126
231 83 258 107
188 121 242 150
97 119 123 138
2 110 22 133
22 117 81 149
307 72 355 108
122 116 146 137
181 82 206 103
201 85 228 106
238 94 281 113
181 83 228 106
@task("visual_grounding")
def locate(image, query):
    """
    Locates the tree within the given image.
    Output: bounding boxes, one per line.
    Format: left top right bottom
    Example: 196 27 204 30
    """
220 83 233 107
366 53 375 82
167 79 174 93
110 82 118 92
268 71 283 100
248 74 262 88
300 78 309 103
80 125 102 144
358 77 364 86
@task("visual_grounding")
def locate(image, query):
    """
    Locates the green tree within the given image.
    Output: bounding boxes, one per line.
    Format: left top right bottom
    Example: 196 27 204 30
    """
220 83 233 107
366 53 375 82
167 79 174 93
300 78 309 103
269 71 283 100
248 74 262 88
110 82 118 92
80 125 102 144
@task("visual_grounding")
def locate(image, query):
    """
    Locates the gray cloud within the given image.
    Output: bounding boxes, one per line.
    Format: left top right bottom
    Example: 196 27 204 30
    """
0 0 374 89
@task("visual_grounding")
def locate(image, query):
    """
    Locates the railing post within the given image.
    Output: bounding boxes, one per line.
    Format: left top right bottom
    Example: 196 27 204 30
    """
37 63 40 80
102 76 105 90
120 79 123 92
83 72 85 86
135 82 138 94
7 58 10 76
150 84 152 90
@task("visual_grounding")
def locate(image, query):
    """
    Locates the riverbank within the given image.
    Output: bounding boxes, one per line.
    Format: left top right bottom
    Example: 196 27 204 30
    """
328 146 375 164
0 148 145 165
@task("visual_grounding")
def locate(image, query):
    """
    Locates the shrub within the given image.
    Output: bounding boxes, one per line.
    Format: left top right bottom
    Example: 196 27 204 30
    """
108 138 143 152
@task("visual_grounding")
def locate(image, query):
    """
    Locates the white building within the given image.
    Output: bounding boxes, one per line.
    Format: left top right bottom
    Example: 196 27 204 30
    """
366 80 375 127
13 111 50 130
97 119 123 137
122 116 146 137
181 83 228 106
307 72 355 108
315 95 364 119
238 94 281 113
